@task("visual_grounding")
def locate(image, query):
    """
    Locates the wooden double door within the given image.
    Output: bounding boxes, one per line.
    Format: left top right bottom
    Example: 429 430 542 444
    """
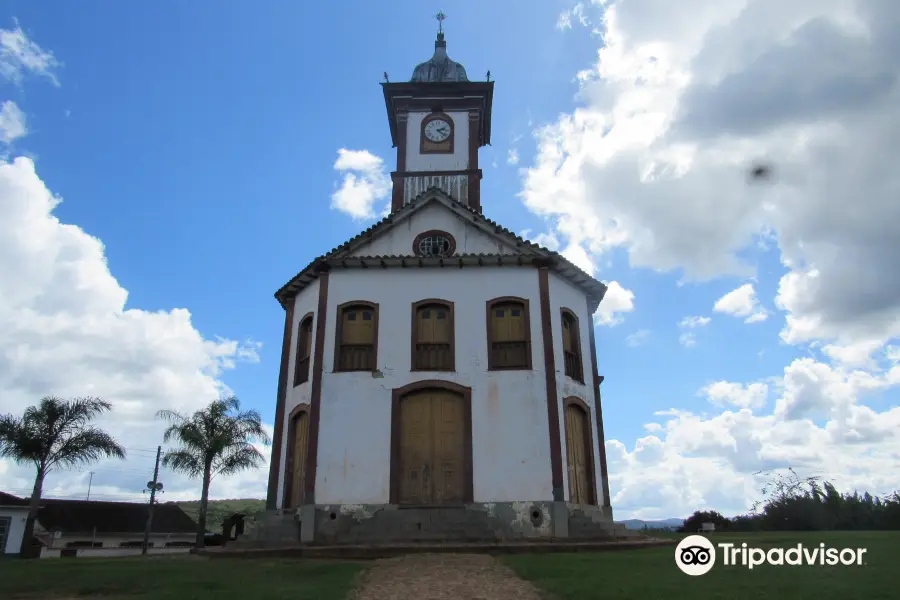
564 401 596 505
398 390 467 505
285 411 309 509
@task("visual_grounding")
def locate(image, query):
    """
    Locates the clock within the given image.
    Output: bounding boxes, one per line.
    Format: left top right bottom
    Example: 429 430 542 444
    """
420 113 454 153
423 118 452 143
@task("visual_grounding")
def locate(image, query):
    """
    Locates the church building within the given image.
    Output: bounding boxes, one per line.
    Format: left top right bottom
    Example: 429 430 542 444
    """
254 20 617 545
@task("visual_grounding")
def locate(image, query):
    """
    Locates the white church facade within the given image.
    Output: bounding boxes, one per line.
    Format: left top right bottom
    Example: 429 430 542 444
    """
252 25 616 545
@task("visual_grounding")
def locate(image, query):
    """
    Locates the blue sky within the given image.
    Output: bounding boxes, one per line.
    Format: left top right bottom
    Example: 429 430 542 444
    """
2 0 899 519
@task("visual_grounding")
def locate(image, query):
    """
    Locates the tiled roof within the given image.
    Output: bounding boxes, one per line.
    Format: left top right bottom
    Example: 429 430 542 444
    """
274 188 608 309
31 498 198 535
0 491 28 506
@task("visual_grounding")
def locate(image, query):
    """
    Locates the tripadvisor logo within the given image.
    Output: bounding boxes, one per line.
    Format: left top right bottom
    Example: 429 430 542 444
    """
675 535 868 576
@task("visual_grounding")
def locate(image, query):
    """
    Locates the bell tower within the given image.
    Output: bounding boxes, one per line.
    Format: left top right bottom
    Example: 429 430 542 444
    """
382 13 494 214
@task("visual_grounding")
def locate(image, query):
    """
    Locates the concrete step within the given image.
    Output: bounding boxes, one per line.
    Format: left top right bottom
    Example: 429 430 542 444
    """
198 537 676 560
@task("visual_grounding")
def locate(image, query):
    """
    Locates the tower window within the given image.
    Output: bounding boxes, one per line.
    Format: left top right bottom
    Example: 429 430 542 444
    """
486 297 532 370
561 309 584 383
411 300 455 371
334 302 379 372
293 313 314 386
412 230 457 258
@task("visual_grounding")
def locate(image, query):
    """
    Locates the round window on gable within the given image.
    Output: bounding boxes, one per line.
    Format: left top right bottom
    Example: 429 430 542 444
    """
413 230 456 258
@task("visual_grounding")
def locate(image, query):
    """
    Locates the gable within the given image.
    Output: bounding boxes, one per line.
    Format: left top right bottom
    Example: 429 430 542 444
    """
346 200 519 257
274 187 607 310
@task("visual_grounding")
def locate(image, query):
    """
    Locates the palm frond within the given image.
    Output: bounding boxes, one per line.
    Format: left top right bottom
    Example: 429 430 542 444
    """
213 444 265 478
47 427 126 469
0 397 124 473
161 448 205 478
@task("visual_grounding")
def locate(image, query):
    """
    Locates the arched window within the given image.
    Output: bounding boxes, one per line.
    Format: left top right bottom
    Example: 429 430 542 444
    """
293 313 314 386
334 302 379 372
561 309 584 382
411 300 455 371
486 297 532 370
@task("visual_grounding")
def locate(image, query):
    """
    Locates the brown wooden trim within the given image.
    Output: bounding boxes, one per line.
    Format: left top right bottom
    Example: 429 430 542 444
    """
538 267 564 501
468 173 481 213
389 380 474 505
332 300 381 372
412 230 457 257
391 114 408 214
485 296 533 371
560 308 585 384
293 312 314 387
396 112 408 172
419 112 455 155
304 271 329 503
410 299 456 372
562 396 599 506
266 300 295 510
281 403 310 509
468 113 479 169
392 169 483 178
585 299 611 507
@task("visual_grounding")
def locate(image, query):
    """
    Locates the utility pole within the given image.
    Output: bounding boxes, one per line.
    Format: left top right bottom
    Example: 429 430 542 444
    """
142 446 163 556
86 471 94 500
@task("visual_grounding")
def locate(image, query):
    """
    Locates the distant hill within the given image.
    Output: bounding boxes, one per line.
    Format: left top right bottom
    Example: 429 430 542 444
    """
174 498 266 532
618 518 684 530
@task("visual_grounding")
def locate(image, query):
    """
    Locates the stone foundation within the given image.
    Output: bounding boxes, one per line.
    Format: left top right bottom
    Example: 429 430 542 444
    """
237 502 619 547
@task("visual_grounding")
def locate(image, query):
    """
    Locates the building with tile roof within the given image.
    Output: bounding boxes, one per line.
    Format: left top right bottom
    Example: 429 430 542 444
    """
0 492 198 555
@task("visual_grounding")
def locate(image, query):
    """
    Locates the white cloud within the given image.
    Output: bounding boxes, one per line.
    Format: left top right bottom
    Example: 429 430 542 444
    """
0 100 26 143
679 315 710 328
557 3 589 31
331 148 391 220
625 329 650 347
593 280 634 326
0 157 266 502
821 339 886 369
507 149 519 165
520 0 900 347
702 381 769 409
677 315 709 347
714 283 767 323
610 355 900 519
0 20 60 86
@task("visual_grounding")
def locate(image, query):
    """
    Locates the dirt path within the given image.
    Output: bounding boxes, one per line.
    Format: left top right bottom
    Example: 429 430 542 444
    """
349 553 545 600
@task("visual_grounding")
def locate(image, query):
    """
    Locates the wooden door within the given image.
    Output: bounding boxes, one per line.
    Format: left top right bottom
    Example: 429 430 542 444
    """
290 411 309 507
565 403 595 505
399 390 465 505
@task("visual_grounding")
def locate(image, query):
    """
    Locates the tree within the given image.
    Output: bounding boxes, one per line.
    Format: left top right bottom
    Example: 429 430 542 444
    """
0 397 126 557
156 396 270 548
679 510 731 533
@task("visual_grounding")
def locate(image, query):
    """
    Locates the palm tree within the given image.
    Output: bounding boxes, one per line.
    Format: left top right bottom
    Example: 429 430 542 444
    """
0 397 126 556
156 396 270 548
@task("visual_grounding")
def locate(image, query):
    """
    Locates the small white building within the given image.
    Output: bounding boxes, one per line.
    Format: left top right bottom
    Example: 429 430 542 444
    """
0 493 29 555
250 23 616 546
0 492 197 556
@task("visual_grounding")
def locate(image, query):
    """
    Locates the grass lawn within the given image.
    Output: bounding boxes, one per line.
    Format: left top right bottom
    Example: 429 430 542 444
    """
504 531 898 599
0 555 366 600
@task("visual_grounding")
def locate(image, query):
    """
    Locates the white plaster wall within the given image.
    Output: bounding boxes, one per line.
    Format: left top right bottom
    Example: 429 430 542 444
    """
314 267 555 504
348 201 517 257
405 111 470 172
547 273 604 504
0 507 27 554
47 533 194 549
275 279 320 507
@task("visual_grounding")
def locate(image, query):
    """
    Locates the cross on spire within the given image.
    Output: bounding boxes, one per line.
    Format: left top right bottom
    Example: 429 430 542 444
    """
435 11 446 34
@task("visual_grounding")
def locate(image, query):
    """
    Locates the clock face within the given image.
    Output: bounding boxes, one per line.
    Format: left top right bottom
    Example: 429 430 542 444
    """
423 118 452 143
